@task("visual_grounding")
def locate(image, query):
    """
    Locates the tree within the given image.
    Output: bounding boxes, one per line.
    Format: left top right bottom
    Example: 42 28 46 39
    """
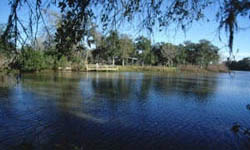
92 36 108 63
182 40 220 67
135 36 152 65
175 44 187 65
54 3 91 59
0 24 15 57
227 57 250 70
3 0 250 57
160 43 178 67
105 30 121 65
196 40 220 67
153 42 178 66
119 35 135 66
182 41 198 65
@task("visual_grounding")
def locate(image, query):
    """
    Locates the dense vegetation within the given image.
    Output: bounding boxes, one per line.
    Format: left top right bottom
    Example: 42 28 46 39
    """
226 57 250 71
92 32 220 67
2 0 250 56
0 25 221 72
2 0 248 72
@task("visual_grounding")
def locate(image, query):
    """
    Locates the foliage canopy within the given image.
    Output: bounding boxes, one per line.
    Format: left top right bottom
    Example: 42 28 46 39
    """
2 0 250 55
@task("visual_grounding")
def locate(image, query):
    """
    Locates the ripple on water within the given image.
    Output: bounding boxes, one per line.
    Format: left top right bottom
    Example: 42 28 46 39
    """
0 72 250 150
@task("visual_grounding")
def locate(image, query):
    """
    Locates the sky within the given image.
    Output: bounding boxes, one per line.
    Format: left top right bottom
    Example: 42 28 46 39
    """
0 0 249 61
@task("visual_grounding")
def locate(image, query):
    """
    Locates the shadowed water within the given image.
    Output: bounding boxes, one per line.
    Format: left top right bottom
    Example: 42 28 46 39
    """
0 72 250 150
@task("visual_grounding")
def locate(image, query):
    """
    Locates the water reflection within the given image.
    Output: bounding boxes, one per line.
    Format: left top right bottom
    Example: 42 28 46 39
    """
0 72 250 150
86 73 217 103
20 73 106 123
152 74 218 102
18 72 218 105
90 73 134 100
0 73 18 88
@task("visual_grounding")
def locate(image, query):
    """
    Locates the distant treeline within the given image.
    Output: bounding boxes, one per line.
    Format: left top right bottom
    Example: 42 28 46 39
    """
226 57 250 71
0 27 221 72
91 31 220 68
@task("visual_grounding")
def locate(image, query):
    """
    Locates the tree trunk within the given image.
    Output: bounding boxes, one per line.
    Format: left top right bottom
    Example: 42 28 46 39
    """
122 58 125 66
112 57 115 66
85 51 89 64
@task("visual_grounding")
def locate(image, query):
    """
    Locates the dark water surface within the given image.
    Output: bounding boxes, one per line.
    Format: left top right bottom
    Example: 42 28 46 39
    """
0 72 250 150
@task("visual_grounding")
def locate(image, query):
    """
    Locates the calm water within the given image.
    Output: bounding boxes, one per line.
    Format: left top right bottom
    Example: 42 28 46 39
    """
0 71 250 150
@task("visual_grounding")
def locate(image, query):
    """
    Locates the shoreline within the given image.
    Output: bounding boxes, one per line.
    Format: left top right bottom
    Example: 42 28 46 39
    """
0 64 229 74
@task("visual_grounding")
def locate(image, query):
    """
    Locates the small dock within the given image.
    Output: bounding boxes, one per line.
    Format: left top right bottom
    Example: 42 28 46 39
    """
86 64 118 71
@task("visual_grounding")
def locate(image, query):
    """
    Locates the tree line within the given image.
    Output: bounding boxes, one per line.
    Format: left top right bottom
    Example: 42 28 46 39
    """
0 26 220 72
92 30 220 67
1 0 250 56
226 57 250 71
0 0 249 72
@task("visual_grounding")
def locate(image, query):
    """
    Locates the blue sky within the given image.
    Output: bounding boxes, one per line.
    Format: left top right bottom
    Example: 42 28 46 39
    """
0 0 249 60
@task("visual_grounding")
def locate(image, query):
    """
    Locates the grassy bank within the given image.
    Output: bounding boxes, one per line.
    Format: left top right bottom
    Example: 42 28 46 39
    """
117 64 228 73
177 64 229 73
0 47 227 73
0 65 228 73
1 54 228 73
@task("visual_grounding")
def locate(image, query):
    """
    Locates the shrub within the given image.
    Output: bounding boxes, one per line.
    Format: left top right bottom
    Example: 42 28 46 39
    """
71 55 82 64
0 53 7 70
17 48 47 72
44 54 56 70
70 55 85 71
16 48 77 71
54 56 69 69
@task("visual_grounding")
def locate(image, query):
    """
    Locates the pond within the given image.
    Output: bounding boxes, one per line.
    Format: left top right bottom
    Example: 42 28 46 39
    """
0 71 250 150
